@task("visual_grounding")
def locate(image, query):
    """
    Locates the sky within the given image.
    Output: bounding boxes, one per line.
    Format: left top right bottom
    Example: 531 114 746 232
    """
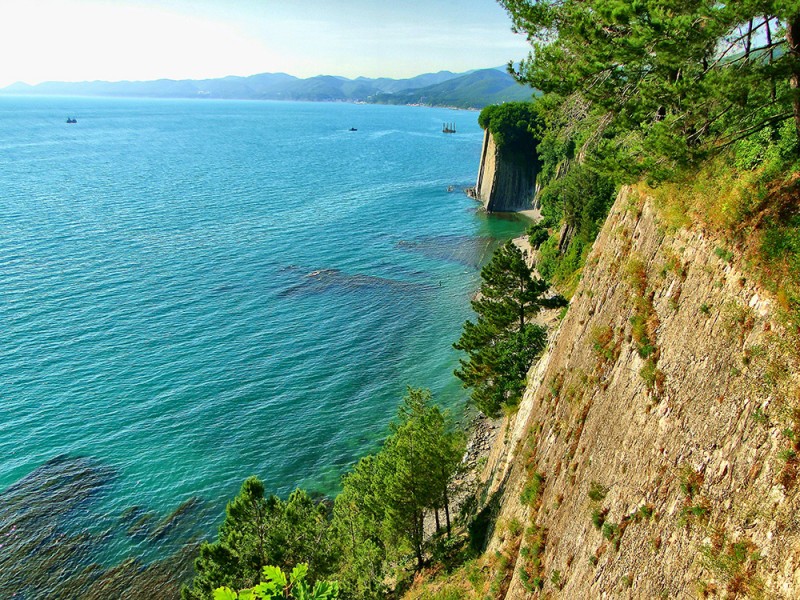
0 0 532 87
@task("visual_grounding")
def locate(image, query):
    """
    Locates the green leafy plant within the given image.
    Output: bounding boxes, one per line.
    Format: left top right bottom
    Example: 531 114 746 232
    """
714 247 734 263
591 508 608 530
213 564 339 600
520 472 546 507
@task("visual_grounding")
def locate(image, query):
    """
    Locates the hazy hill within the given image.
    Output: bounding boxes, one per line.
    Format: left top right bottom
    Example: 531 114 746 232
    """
370 68 535 108
0 68 532 108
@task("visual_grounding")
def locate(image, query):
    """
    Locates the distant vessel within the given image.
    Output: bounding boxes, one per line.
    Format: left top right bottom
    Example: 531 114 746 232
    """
349 127 357 131
442 122 456 134
66 117 77 124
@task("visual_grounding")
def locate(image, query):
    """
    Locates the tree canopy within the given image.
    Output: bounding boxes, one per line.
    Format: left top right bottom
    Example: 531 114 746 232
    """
499 0 800 179
478 101 542 161
182 481 335 600
333 387 464 587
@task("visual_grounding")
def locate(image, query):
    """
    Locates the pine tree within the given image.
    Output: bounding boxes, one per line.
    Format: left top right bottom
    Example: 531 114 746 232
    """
331 389 465 576
498 0 800 175
330 456 387 599
454 241 548 416
182 479 334 600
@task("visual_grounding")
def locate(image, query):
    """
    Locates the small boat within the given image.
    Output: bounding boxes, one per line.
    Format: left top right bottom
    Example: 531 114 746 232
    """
349 127 357 131
66 117 77 124
442 122 455 134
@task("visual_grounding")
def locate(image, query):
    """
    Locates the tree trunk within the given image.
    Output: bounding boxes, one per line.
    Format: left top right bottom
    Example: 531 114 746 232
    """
414 513 424 569
434 507 441 532
787 14 800 145
766 16 776 102
443 486 452 537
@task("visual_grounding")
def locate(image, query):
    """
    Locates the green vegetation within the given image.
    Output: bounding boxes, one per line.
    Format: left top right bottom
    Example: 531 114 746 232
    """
602 522 622 552
587 481 608 503
589 325 619 370
182 482 335 600
518 524 546 593
500 1 800 177
490 1 800 311
591 508 608 531
478 102 541 161
213 564 339 600
700 534 765 598
677 465 711 528
454 241 550 416
520 471 545 507
184 388 465 600
714 247 735 263
535 164 617 295
526 222 549 249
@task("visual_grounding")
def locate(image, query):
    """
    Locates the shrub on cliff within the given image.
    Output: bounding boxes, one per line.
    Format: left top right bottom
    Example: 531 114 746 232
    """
454 241 549 416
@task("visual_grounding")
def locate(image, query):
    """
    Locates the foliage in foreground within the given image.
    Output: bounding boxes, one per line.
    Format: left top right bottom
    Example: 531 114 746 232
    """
182 482 335 600
213 564 338 600
500 0 800 180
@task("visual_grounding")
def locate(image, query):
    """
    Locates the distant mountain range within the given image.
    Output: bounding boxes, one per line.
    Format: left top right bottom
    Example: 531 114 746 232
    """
0 68 534 109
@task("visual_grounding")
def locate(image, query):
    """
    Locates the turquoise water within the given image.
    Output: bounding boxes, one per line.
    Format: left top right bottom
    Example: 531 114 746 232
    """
0 96 527 587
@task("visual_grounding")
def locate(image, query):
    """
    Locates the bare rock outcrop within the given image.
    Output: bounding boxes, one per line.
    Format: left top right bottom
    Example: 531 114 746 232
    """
479 186 800 598
475 129 539 213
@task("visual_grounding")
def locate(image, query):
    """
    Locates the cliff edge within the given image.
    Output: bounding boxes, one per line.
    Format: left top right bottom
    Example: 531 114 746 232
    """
474 129 539 214
476 185 800 598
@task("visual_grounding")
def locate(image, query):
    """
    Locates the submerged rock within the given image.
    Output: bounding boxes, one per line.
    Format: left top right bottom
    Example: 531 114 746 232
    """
397 234 496 268
1 455 201 599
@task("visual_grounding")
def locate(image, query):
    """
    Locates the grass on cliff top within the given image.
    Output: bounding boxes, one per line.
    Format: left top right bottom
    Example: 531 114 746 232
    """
644 129 800 330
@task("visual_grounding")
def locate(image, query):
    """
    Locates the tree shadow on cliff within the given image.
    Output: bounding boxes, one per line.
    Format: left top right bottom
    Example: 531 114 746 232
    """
463 478 508 555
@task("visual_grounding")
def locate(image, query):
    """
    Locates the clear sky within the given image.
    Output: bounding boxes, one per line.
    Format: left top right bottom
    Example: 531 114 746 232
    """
0 0 531 87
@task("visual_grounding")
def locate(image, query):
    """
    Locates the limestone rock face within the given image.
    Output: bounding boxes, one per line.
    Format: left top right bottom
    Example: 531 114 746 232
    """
480 186 800 598
475 129 538 213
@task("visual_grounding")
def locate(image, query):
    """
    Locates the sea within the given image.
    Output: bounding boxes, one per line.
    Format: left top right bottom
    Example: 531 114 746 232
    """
0 96 528 596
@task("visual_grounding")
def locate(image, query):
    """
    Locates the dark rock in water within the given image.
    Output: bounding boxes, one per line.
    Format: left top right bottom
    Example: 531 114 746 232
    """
397 235 495 268
147 496 203 542
126 511 158 538
0 455 117 598
0 455 201 599
119 504 146 525
51 543 199 600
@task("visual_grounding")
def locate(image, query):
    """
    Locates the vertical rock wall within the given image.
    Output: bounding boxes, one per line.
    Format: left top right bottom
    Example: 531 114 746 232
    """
479 186 800 598
475 129 538 213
